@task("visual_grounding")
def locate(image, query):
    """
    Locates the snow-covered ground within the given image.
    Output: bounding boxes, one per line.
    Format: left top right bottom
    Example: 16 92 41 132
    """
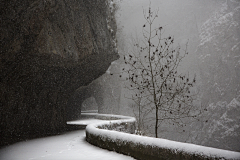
67 119 105 125
0 119 135 160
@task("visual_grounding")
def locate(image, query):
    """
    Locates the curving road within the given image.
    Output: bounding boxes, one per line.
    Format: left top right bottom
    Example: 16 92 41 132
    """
0 119 135 160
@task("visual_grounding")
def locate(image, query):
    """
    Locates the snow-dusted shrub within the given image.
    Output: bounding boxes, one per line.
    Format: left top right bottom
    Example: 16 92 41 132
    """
86 113 240 160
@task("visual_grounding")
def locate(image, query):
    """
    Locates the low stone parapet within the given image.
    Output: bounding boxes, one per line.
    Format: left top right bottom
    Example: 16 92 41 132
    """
85 114 240 160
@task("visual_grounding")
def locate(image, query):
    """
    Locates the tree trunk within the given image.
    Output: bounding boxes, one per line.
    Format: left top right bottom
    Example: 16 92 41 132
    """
155 106 158 138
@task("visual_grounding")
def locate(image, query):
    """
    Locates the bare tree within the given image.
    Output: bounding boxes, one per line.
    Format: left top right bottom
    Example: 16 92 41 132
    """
121 6 201 138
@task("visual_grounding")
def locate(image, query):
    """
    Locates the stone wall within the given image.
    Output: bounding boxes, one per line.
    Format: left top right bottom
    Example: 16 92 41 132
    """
85 114 240 160
0 0 119 147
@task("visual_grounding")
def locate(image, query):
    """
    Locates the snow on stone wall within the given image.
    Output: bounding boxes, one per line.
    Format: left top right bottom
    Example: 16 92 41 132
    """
85 113 240 160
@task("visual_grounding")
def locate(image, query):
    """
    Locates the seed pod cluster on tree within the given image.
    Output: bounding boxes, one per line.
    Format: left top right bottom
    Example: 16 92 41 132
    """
119 6 201 138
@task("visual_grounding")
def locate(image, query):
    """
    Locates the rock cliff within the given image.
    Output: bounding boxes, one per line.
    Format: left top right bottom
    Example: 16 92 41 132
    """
0 0 119 147
197 0 240 105
190 0 240 151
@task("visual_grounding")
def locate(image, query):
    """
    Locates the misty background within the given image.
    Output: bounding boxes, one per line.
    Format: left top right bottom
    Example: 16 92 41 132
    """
81 0 240 152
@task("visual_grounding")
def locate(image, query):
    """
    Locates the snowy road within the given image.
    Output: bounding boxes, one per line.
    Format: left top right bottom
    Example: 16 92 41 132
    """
0 122 135 160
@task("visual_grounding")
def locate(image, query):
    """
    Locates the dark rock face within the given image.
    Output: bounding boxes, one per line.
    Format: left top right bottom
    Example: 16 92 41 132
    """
0 0 119 147
67 67 122 120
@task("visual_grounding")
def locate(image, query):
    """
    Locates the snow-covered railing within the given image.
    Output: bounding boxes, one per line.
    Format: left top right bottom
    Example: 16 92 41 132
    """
85 114 240 160
85 114 136 133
